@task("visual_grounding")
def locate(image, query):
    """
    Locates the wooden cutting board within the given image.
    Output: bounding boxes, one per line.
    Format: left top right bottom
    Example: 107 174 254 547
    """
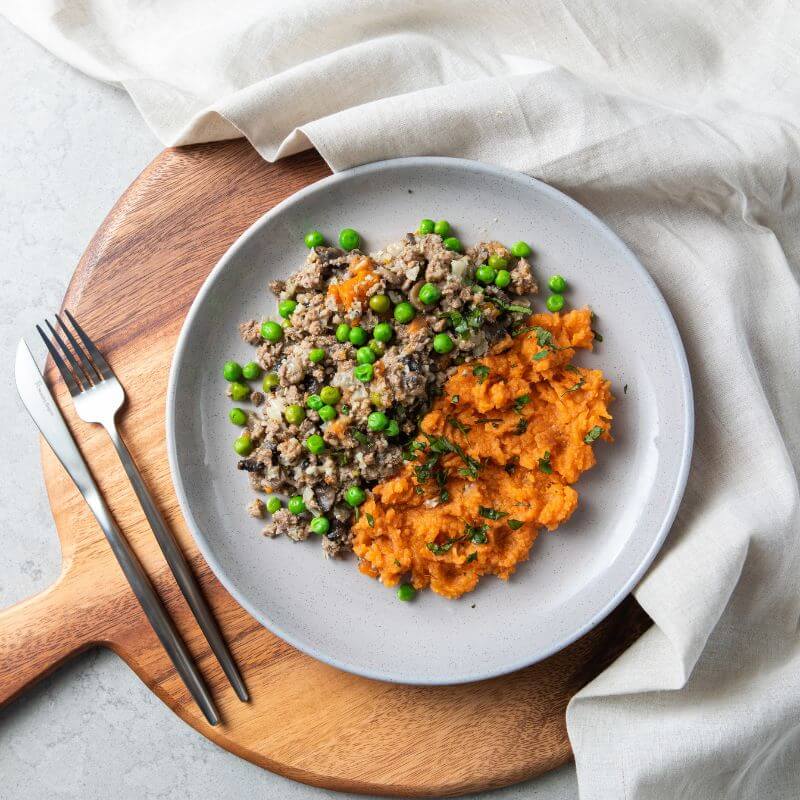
0 141 651 797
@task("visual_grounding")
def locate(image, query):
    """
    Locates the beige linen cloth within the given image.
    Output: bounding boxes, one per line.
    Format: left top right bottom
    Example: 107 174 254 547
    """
4 2 799 797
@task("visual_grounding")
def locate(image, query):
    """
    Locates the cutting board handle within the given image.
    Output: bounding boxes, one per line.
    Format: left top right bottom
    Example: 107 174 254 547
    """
0 566 98 707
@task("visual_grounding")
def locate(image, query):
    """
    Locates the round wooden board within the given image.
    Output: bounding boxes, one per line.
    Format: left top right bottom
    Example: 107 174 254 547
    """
0 141 651 797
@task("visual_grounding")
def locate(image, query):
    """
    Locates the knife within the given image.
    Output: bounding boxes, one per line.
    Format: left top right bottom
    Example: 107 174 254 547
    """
14 339 220 726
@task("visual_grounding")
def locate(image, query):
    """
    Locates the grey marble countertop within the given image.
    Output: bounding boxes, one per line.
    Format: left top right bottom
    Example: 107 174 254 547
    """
0 18 577 800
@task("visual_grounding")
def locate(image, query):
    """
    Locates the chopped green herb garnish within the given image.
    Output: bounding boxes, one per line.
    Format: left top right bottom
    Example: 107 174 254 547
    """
486 296 532 315
393 558 401 567
340 405 351 415
476 417 503 426
450 394 460 404
508 519 524 530
533 326 555 349
472 364 490 383
466 522 489 544
414 485 425 495
426 537 461 555
353 507 360 523
353 430 371 447
515 418 529 435
366 513 375 527
565 364 579 373
439 309 470 339
592 329 603 342
538 450 553 474
584 426 604 443
447 416 471 435
513 394 531 413
561 378 586 396
465 552 478 564
403 440 426 460
423 433 481 478
504 456 519 475
533 349 549 361
511 324 538 337
479 506 509 521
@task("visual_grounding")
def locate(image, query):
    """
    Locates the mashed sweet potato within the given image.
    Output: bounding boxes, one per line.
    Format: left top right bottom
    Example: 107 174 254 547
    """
351 308 613 599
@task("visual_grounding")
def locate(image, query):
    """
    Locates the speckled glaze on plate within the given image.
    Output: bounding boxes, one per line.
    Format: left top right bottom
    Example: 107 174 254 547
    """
166 157 693 686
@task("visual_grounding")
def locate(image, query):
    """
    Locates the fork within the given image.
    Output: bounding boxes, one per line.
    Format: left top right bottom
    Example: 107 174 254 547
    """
38 310 248 705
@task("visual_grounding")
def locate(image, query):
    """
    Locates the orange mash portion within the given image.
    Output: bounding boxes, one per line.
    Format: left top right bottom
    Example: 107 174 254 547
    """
351 308 613 599
326 256 378 309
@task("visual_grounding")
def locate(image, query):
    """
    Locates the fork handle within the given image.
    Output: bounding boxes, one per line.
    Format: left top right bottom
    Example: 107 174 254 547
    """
101 422 248 703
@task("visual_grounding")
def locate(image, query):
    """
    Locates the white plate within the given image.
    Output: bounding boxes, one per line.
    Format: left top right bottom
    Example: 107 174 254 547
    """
166 157 693 685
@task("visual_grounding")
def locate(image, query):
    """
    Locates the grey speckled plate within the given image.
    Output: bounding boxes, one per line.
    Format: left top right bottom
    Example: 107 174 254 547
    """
166 157 693 686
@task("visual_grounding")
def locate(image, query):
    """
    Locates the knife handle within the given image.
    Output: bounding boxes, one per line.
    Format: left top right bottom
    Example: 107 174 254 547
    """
81 484 220 726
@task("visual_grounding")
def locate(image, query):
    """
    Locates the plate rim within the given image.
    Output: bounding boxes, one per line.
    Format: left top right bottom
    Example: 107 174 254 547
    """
165 155 694 686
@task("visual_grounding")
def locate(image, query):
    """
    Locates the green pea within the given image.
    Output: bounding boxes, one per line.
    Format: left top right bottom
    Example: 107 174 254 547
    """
396 583 416 601
278 299 297 319
546 294 565 312
373 322 393 342
308 348 326 364
229 408 248 426
304 230 325 248
310 516 330 535
318 404 337 422
369 339 386 356
288 495 307 515
393 302 416 324
385 419 400 437
368 294 391 314
510 240 532 258
433 333 455 354
262 372 279 392
356 346 376 365
266 496 282 514
433 220 450 236
319 386 341 405
260 321 283 343
233 436 253 456
348 326 369 346
230 382 250 401
306 394 324 410
339 228 360 251
335 323 352 343
488 255 509 270
548 274 567 293
242 361 262 380
369 391 383 408
418 282 442 305
494 269 511 288
354 363 374 382
443 237 463 253
475 265 497 285
345 485 367 506
418 218 435 235
284 404 306 424
223 361 243 382
305 434 326 454
367 411 389 431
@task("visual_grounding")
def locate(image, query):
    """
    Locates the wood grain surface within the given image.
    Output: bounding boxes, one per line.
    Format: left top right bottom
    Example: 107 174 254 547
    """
0 140 651 797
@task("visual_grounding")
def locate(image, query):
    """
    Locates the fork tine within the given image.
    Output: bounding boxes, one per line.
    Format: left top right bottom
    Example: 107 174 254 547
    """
56 312 103 383
63 309 113 380
36 324 81 396
45 319 93 390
